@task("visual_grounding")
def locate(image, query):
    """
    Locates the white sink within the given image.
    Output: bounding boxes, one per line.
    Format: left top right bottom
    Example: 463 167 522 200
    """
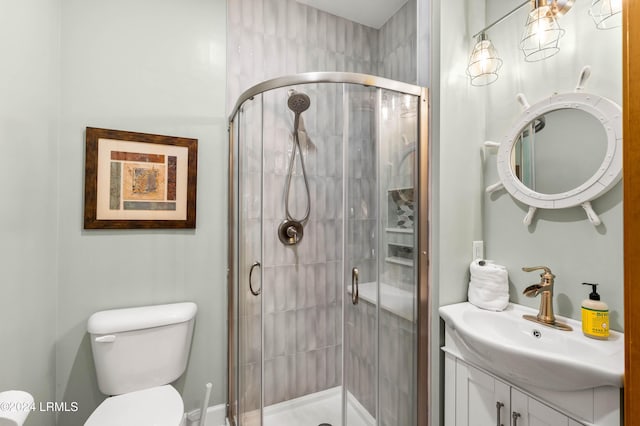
439 302 624 391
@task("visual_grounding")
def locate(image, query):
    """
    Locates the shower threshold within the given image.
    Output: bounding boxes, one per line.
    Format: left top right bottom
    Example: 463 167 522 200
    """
243 386 374 426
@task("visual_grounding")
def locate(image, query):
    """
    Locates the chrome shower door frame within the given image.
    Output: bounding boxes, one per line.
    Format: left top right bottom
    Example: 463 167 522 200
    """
227 72 430 426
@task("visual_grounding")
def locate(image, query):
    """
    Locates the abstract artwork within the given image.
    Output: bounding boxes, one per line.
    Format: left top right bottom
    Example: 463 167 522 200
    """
84 127 197 229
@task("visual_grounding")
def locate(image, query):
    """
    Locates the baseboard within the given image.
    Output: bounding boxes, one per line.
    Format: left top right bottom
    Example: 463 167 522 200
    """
182 403 226 426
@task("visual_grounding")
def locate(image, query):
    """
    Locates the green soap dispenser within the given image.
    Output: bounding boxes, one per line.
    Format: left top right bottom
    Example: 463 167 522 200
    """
581 283 609 340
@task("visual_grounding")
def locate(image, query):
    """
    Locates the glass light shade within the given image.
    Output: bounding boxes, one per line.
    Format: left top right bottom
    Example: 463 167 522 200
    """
466 34 503 86
589 0 622 29
520 4 565 62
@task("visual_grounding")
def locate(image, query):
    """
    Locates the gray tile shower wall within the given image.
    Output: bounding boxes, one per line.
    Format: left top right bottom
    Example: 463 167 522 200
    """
261 83 346 406
227 0 380 114
377 0 418 85
228 0 417 113
347 300 415 425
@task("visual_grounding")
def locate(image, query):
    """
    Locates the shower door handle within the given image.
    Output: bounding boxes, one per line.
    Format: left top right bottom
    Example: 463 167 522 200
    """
351 267 359 305
249 261 261 296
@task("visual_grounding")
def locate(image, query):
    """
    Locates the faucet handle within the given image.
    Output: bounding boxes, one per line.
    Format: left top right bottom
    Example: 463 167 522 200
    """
522 266 555 286
522 266 552 275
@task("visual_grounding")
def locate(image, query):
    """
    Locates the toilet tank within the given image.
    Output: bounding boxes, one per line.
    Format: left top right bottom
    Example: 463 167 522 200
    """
87 302 197 396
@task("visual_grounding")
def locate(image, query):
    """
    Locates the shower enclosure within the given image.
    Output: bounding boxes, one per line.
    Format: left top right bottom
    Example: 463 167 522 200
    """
228 72 429 426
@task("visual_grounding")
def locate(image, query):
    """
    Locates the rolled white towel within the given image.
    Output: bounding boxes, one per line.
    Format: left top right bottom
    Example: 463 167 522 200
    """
468 260 509 311
0 390 34 426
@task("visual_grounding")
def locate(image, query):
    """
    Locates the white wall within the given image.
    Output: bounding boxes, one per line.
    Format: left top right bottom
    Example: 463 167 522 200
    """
432 1 623 423
435 0 486 306
55 0 228 424
0 1 60 425
482 0 623 329
0 1 230 424
429 2 487 424
434 0 623 327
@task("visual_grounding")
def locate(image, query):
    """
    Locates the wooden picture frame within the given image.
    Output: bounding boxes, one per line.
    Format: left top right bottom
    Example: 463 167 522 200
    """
84 127 197 229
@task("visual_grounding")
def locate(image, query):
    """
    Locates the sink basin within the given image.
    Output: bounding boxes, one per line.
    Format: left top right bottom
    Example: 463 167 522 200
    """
439 302 624 391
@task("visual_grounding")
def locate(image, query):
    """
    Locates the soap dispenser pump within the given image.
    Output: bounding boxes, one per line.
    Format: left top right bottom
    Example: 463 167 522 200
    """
581 282 609 340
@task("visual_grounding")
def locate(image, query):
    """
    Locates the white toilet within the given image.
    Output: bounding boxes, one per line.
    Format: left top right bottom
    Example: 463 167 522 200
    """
84 302 197 426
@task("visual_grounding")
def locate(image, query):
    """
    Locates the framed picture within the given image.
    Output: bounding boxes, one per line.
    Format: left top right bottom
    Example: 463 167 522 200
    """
84 127 198 229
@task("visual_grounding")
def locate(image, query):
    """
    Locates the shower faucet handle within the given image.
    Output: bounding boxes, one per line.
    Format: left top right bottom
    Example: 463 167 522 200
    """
278 219 304 245
286 225 298 239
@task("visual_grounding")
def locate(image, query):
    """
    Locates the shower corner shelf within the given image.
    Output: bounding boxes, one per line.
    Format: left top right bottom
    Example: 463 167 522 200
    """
387 186 415 231
385 242 414 267
385 256 414 267
385 186 415 268
385 227 414 234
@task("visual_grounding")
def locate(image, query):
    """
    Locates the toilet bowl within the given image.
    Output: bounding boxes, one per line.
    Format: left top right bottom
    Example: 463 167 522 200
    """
84 302 197 426
84 385 183 426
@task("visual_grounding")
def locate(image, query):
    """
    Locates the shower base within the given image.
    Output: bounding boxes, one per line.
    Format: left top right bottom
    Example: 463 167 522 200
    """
241 386 374 426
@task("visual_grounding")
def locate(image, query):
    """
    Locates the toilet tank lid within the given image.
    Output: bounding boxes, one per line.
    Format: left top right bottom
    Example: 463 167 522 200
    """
87 302 197 334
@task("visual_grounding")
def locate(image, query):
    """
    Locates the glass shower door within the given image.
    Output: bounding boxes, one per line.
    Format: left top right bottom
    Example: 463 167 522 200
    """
236 95 263 426
260 82 345 426
344 86 419 426
344 84 379 426
377 89 418 426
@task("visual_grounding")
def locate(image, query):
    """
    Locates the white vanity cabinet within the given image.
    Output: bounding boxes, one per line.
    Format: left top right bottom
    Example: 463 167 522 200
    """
446 354 585 426
511 388 583 426
440 303 623 425
448 356 511 426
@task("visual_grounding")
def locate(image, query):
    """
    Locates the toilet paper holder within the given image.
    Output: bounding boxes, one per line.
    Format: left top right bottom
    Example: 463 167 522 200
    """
0 390 34 426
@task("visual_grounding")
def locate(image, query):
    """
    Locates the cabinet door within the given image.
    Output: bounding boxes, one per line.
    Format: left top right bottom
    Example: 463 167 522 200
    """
511 389 575 426
455 361 510 426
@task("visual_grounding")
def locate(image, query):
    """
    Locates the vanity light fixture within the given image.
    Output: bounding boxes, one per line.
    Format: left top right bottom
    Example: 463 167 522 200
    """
466 0 529 86
520 0 565 62
466 32 503 86
467 0 574 85
589 0 622 29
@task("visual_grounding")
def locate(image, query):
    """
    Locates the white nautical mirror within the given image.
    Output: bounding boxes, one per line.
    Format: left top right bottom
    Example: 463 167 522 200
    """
485 66 622 227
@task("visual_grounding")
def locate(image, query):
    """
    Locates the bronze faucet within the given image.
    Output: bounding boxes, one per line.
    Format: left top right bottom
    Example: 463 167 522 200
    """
522 266 572 331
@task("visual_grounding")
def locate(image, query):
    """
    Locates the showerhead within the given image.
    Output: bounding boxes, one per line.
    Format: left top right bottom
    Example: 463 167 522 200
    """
287 91 311 114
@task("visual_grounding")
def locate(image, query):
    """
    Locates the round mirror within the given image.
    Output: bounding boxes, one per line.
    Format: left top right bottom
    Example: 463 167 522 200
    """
492 90 622 225
511 108 608 195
